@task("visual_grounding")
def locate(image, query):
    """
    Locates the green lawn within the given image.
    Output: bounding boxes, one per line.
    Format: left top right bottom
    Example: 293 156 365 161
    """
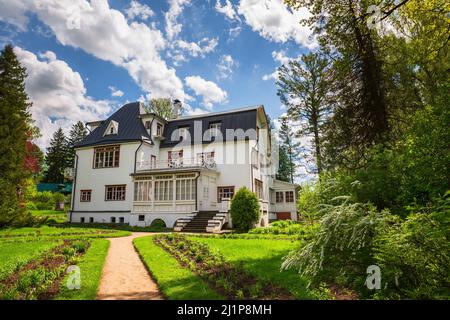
30 209 67 223
134 236 223 300
0 240 61 281
0 225 130 239
190 237 316 299
56 239 110 300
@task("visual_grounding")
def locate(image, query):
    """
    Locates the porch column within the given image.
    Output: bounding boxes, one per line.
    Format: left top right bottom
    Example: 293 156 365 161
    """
172 174 176 212
151 177 155 212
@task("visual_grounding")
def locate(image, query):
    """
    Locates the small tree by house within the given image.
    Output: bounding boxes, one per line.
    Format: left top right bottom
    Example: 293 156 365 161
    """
230 187 260 233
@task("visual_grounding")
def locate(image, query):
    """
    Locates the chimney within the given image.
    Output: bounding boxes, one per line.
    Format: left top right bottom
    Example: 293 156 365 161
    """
173 99 182 118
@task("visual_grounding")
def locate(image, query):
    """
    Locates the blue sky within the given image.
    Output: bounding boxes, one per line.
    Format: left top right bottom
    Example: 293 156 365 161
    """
0 0 315 148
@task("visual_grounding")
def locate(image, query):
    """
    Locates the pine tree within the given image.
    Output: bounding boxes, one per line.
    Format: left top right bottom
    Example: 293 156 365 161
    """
67 121 87 167
43 128 69 183
276 116 301 183
0 44 33 226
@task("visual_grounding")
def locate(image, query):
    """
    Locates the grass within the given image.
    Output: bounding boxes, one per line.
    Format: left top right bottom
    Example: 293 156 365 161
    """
134 236 223 300
0 240 61 281
30 210 67 223
190 237 316 299
56 239 110 300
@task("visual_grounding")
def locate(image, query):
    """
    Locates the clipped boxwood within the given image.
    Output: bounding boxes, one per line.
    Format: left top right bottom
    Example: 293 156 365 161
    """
230 187 260 233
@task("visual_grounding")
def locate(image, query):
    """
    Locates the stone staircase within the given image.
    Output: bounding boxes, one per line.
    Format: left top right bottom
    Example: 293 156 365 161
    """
180 211 218 233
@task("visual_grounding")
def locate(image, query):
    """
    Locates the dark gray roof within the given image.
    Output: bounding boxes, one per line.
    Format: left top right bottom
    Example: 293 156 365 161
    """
76 102 151 148
160 107 258 148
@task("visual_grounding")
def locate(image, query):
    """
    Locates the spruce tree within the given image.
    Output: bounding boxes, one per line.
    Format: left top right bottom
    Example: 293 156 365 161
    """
67 121 87 167
276 116 301 183
0 44 33 226
43 128 69 183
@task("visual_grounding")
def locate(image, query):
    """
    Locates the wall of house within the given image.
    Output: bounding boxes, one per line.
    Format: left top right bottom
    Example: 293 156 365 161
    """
71 142 140 222
271 180 298 221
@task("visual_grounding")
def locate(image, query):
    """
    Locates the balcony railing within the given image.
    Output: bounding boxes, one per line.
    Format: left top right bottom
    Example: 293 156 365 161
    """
136 157 217 171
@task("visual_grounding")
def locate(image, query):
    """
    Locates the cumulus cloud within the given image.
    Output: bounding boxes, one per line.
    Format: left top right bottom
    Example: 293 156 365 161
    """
262 50 294 81
215 0 239 21
125 0 154 21
217 54 237 80
0 0 188 101
262 70 278 81
237 0 316 48
175 37 218 58
185 76 228 109
108 86 124 97
14 47 112 148
165 0 190 40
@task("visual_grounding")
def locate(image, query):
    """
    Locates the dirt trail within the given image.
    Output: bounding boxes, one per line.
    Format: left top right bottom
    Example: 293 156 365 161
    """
97 232 163 300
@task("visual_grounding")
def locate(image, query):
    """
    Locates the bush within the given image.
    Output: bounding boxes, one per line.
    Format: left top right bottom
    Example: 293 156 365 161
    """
250 220 319 240
150 218 166 230
230 187 260 233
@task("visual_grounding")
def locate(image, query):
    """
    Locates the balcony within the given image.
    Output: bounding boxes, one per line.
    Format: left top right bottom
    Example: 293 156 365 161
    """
136 157 217 172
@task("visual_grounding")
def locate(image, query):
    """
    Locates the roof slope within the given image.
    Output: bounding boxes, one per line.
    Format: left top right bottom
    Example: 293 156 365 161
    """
160 108 258 147
76 102 151 148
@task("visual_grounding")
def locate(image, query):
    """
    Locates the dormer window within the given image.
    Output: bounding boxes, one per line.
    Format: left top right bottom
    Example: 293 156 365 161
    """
144 120 151 135
104 120 119 136
209 122 221 137
156 122 163 136
178 126 189 141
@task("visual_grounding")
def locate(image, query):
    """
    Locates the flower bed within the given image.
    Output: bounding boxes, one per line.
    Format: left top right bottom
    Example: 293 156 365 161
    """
153 234 293 300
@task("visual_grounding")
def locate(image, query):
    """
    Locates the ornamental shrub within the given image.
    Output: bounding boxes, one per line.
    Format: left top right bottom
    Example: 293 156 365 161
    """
230 187 260 233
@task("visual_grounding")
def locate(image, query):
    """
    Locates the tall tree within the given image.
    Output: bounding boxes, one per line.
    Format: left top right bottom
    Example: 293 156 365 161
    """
0 44 33 226
276 116 302 183
43 128 69 183
146 98 177 119
67 121 87 167
277 52 330 175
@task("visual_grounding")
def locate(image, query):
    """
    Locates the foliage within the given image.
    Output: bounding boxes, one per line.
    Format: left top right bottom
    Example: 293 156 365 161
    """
43 128 69 183
66 121 87 168
276 116 302 182
250 220 319 240
150 218 166 230
0 44 34 227
277 52 330 174
373 193 450 299
146 98 176 120
229 187 260 233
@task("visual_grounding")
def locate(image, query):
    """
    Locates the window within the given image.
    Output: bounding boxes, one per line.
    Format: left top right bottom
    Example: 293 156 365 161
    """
134 181 152 202
119 217 124 223
276 191 284 203
80 217 85 223
94 145 120 168
168 150 183 167
89 217 94 223
218 186 235 203
154 180 173 201
197 152 214 165
151 155 157 168
285 191 294 203
144 120 151 133
80 190 92 202
255 179 263 199
156 122 163 136
104 120 118 136
177 126 189 141
176 178 196 201
105 185 126 201
111 217 116 223
209 122 221 138
138 215 145 221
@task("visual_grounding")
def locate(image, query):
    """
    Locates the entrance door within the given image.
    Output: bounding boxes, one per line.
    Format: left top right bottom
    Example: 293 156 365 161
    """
276 212 291 220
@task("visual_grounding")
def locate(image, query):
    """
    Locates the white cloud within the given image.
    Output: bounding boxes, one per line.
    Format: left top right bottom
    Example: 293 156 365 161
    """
125 0 154 21
0 0 188 101
108 86 124 97
262 70 278 81
217 54 237 79
165 0 190 40
0 0 29 31
14 46 112 148
272 50 290 65
215 0 239 21
185 76 228 108
175 37 218 58
228 25 242 40
237 0 316 48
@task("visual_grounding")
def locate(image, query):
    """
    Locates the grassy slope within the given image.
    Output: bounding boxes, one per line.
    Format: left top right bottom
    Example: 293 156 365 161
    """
0 240 60 281
30 210 67 223
191 237 315 299
134 236 223 300
56 239 110 300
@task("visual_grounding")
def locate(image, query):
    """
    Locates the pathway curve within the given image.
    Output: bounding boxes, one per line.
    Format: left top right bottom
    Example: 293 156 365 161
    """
97 232 163 300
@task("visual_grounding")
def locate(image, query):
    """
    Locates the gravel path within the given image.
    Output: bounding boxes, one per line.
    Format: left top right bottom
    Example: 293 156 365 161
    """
97 232 163 300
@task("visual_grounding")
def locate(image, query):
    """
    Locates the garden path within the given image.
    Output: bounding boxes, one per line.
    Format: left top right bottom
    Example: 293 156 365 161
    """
97 232 163 300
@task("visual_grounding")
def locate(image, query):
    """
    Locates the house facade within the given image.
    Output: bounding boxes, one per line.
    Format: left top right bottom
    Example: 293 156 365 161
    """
70 102 298 232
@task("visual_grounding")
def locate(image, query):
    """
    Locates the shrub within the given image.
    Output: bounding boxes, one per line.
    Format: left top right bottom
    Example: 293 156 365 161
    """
150 218 166 230
229 187 260 233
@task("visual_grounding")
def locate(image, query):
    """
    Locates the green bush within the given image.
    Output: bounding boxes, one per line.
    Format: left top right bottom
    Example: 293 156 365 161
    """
150 218 166 230
230 187 260 233
249 220 319 240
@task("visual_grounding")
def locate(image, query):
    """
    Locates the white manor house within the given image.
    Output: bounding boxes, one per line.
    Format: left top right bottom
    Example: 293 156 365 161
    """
69 101 298 232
